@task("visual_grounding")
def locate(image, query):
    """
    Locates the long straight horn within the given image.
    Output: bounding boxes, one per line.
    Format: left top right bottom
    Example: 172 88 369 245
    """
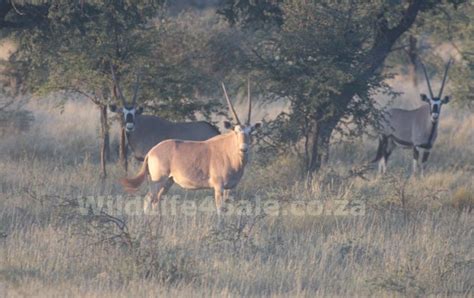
110 64 126 105
419 59 434 99
438 58 453 98
131 72 140 105
221 82 241 125
247 78 251 125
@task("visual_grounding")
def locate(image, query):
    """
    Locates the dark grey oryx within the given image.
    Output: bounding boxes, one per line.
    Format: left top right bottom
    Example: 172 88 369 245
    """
373 58 453 176
109 66 220 161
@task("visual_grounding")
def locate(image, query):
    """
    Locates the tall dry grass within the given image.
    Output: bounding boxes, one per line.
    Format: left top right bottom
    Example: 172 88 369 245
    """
0 94 473 297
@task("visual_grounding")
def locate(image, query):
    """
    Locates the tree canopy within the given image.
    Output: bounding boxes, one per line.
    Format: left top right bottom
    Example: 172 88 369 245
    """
214 0 468 174
0 0 471 177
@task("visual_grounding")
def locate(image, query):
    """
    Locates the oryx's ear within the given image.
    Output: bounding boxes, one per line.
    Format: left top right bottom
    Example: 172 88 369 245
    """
109 104 118 112
136 106 144 115
252 122 261 130
442 96 450 104
223 121 232 129
420 94 429 102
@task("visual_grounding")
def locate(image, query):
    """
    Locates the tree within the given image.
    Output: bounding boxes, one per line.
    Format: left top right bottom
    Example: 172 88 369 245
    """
218 0 283 28
2 0 166 177
217 0 466 177
5 0 224 177
417 1 474 109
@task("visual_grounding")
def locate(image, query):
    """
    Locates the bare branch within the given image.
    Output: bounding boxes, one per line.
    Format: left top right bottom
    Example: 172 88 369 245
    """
110 64 126 105
131 71 140 105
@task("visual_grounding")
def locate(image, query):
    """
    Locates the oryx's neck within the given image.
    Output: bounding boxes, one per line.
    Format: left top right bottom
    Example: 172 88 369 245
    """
426 119 438 147
211 132 247 169
417 105 439 148
227 133 247 169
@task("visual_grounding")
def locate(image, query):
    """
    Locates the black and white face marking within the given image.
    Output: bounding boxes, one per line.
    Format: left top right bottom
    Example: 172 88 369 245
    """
108 104 143 132
421 94 450 123
123 106 136 132
430 98 441 122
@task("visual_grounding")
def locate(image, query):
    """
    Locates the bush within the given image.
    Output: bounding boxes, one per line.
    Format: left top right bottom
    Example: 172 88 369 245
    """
0 108 34 136
450 187 474 212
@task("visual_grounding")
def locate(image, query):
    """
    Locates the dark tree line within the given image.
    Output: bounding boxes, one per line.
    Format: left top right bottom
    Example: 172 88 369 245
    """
0 0 470 178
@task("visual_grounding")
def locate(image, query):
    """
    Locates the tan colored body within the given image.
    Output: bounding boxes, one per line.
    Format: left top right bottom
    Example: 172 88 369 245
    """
149 134 246 189
121 130 248 215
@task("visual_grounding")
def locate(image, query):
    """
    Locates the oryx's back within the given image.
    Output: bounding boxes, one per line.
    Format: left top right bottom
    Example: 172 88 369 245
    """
148 139 213 189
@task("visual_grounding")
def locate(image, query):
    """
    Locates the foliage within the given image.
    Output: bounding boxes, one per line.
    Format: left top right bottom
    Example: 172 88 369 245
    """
2 0 218 121
218 0 284 29
141 12 223 121
1 1 227 177
0 97 34 136
216 1 412 173
9 1 157 102
419 2 474 109
216 0 467 175
1 0 471 176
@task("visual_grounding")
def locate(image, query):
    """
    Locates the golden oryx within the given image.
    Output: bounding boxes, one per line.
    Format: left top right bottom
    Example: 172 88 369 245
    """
109 65 220 161
121 82 261 217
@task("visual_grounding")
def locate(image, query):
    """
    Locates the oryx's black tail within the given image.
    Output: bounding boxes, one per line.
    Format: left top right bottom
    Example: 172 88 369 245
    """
371 135 388 163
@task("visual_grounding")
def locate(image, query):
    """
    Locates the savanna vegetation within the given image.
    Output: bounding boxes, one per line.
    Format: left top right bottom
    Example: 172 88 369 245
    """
0 0 473 296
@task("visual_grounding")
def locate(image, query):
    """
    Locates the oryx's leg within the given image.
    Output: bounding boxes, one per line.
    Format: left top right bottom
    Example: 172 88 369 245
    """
144 178 169 215
376 136 388 176
379 138 395 175
222 189 232 212
378 158 386 176
151 178 174 215
412 147 420 176
212 184 226 227
223 189 231 202
144 181 160 215
213 186 224 214
420 150 430 177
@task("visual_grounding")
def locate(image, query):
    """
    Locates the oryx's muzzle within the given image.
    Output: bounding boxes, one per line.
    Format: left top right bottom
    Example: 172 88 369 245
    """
125 122 135 132
431 102 440 122
124 110 136 132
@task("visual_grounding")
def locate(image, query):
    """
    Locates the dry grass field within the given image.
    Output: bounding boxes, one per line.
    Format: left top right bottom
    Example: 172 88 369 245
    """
0 96 473 297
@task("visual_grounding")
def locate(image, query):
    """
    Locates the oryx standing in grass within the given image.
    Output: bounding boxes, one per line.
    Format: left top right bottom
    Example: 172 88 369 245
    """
109 66 220 161
373 58 453 176
121 82 261 218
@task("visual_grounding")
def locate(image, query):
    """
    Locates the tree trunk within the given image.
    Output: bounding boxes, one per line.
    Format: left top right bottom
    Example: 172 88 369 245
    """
99 104 110 178
319 121 335 166
407 35 418 87
307 119 337 177
119 126 128 172
99 105 110 161
307 121 322 176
